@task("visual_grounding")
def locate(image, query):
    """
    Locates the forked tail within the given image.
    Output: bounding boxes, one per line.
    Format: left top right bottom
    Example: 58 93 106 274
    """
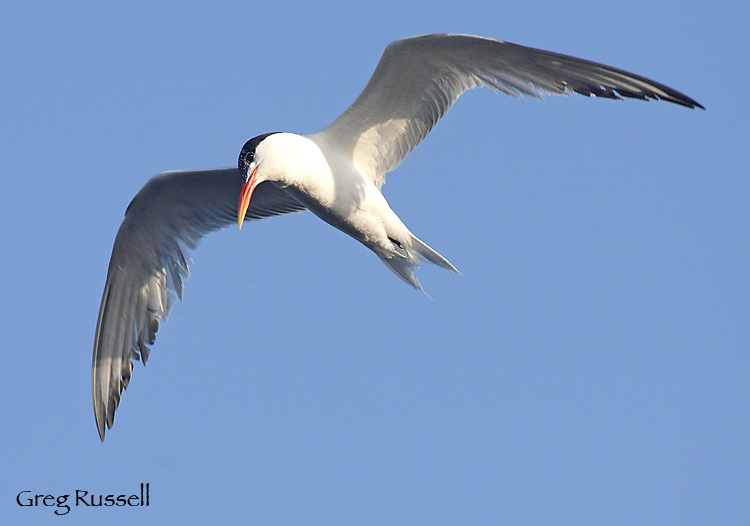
378 234 459 292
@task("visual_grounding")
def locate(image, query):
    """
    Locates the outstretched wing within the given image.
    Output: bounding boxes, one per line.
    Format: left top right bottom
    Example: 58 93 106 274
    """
316 34 703 187
92 167 306 440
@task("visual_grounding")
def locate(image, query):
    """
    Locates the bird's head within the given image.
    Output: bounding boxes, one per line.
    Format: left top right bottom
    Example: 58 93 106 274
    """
237 132 279 229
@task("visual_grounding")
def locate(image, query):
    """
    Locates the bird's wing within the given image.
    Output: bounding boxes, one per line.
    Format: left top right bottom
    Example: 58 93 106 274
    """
92 167 306 440
315 34 703 187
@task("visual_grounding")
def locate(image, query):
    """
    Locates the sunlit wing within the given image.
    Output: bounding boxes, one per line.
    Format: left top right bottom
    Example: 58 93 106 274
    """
316 34 703 187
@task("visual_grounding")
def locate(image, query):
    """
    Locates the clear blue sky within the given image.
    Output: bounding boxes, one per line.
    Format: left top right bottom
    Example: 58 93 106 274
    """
2 1 747 524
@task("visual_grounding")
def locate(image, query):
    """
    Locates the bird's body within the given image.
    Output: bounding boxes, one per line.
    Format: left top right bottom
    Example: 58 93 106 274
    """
246 132 457 288
92 34 702 440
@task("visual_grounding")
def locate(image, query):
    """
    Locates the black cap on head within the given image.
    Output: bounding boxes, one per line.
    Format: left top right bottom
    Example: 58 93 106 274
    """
238 132 280 182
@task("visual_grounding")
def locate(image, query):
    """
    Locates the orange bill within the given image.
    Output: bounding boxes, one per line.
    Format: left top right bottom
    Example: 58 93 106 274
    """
238 165 259 230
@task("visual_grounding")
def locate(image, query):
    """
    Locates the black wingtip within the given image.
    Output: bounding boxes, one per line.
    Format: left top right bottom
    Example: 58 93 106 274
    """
665 93 705 110
96 415 106 442
660 88 705 110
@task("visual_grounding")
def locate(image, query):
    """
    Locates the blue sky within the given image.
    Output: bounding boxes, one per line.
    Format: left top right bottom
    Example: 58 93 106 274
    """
2 1 747 524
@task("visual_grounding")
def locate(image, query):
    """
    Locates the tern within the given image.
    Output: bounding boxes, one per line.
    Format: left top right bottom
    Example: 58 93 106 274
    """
92 34 703 440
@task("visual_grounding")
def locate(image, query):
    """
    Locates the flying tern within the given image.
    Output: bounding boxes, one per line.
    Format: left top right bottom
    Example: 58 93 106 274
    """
92 33 703 440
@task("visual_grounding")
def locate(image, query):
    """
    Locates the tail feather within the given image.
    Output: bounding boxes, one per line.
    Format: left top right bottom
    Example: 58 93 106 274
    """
378 233 459 292
379 253 425 292
410 236 460 273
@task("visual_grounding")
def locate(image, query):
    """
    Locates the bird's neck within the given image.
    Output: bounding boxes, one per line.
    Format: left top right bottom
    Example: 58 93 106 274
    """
262 133 336 196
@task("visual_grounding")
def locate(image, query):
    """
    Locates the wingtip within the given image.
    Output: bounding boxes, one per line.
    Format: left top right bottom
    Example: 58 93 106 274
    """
94 403 107 441
94 400 107 441
669 95 704 110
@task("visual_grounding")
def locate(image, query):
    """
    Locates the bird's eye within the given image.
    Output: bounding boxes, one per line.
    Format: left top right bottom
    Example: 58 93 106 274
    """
239 133 278 181
238 144 255 181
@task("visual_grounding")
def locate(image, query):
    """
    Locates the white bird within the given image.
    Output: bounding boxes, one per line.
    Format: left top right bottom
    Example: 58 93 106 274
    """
92 34 702 440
